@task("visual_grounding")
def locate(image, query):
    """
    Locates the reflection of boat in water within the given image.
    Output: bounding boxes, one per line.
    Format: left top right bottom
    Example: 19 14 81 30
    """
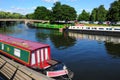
68 32 120 44
0 34 73 80
68 32 120 57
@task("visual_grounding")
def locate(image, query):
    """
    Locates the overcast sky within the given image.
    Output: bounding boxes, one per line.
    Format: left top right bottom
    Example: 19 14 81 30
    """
0 0 115 15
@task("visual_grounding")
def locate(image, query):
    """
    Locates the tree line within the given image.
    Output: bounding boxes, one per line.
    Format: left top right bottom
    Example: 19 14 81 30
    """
26 2 77 22
0 0 120 23
0 11 25 19
78 0 120 23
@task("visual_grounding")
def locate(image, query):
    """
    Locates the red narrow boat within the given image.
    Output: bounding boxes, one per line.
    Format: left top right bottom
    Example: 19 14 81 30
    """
0 34 73 79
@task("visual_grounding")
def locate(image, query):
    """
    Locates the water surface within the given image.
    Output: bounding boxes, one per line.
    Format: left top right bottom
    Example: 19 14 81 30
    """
0 23 120 80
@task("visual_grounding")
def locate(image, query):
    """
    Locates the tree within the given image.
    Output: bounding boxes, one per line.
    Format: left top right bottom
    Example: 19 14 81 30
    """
12 13 23 19
77 10 90 21
107 0 120 22
0 11 6 18
0 11 25 19
61 4 77 21
97 5 107 22
90 8 98 21
52 2 77 21
52 2 62 21
26 13 34 19
34 6 51 20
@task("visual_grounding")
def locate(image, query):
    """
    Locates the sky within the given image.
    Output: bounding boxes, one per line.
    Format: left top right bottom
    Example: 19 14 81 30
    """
0 0 115 15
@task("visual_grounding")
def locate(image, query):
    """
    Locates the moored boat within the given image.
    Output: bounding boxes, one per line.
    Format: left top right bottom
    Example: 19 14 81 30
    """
67 24 120 36
0 34 73 80
69 25 120 32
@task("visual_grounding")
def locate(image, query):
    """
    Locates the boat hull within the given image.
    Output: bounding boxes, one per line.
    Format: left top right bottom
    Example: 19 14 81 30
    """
68 26 120 37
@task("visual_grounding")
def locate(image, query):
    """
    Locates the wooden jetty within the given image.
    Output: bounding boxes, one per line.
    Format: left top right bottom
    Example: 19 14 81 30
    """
0 54 54 80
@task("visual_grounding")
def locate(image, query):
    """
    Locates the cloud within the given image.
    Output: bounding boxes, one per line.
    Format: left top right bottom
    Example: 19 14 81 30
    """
0 6 36 15
47 7 52 10
69 0 78 2
42 0 58 3
10 7 27 14
42 0 78 2
77 8 92 14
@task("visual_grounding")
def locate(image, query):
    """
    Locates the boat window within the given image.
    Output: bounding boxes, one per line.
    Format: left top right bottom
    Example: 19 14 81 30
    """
86 27 90 29
45 48 48 60
1 44 4 50
99 28 104 30
31 52 36 65
37 50 40 63
106 28 112 30
114 28 120 30
41 49 44 62
92 28 96 30
14 48 21 57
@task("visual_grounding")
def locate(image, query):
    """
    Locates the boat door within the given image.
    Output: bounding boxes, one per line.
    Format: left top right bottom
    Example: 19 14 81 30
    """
35 48 50 69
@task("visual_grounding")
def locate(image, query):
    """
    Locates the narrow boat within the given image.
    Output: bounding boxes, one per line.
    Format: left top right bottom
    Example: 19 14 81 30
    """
67 24 120 36
69 24 120 32
0 34 73 80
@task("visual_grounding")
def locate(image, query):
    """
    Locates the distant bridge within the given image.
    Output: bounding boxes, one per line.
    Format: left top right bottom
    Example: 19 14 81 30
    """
0 19 49 25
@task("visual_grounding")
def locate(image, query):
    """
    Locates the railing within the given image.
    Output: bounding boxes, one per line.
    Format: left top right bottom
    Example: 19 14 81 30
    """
0 19 49 23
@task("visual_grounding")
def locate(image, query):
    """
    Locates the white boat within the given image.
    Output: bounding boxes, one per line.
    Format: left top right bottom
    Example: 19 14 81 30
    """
68 25 120 32
67 24 120 36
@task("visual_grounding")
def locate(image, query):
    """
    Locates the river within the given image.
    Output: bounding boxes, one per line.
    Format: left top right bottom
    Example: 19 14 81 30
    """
0 23 120 80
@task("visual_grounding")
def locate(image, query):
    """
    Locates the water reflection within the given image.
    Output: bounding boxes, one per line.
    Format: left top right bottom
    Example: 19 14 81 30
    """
68 32 120 58
0 72 8 80
105 42 120 57
1 23 120 80
36 29 76 49
0 23 24 34
68 32 120 43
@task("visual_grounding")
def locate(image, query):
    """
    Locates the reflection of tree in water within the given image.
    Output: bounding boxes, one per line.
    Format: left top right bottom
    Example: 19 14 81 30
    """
0 22 17 34
36 33 49 43
36 29 76 49
105 42 120 57
35 29 52 43
50 32 76 49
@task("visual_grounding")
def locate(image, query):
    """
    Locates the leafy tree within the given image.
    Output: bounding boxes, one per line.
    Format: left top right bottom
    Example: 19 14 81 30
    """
90 8 98 21
107 0 120 22
34 6 51 20
0 11 6 18
61 4 77 21
97 5 107 22
0 11 25 19
26 13 34 19
52 2 62 21
52 2 77 21
77 10 90 21
12 13 23 19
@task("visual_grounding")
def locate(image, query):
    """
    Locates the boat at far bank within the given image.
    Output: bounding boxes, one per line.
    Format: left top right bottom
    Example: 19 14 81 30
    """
68 24 120 36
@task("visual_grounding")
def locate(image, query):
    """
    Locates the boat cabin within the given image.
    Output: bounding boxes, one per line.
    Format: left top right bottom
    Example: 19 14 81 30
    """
0 34 51 69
